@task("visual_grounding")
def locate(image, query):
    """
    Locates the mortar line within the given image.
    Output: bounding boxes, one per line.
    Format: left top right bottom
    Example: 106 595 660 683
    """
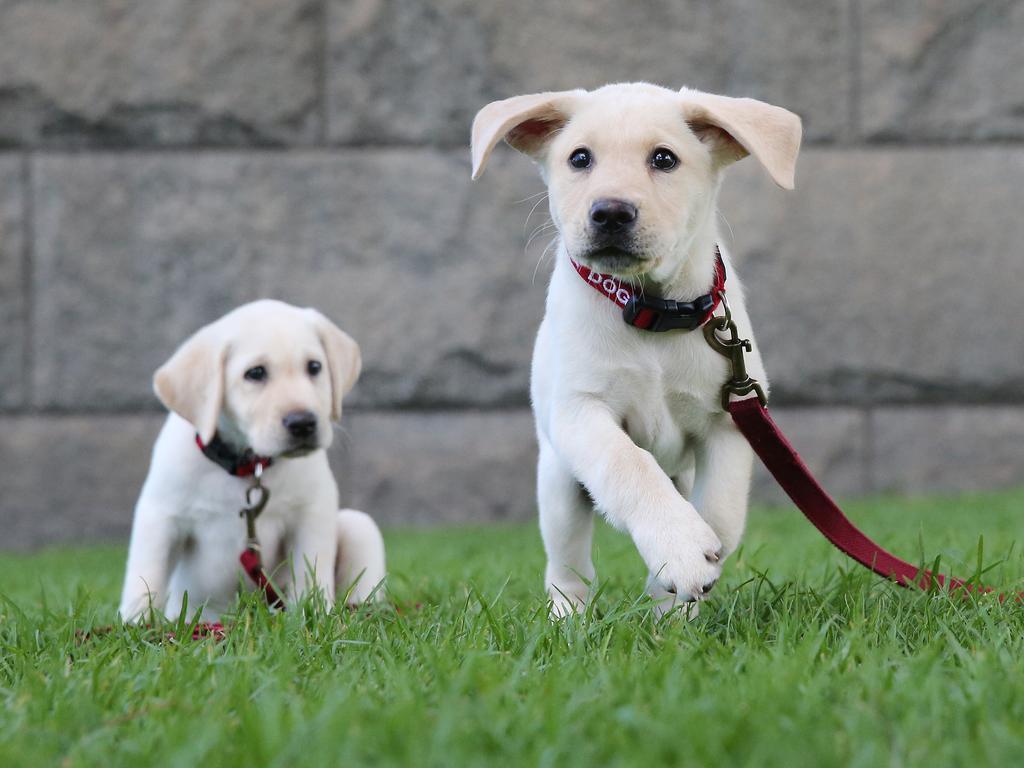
2 138 1024 158
847 0 863 143
1 402 1020 420
317 0 330 146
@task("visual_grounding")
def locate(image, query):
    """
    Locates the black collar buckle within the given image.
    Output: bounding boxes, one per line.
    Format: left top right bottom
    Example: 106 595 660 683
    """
622 292 716 333
197 432 274 477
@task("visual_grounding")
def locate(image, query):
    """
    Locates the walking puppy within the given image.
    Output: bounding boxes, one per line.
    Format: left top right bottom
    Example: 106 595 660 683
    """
119 300 386 621
471 83 800 615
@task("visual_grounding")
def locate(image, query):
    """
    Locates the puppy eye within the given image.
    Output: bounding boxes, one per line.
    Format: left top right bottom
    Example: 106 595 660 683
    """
244 366 267 382
568 148 592 170
650 148 678 171
307 360 322 377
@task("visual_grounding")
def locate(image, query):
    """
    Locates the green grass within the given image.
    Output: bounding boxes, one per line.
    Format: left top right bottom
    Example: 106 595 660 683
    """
3 490 1024 767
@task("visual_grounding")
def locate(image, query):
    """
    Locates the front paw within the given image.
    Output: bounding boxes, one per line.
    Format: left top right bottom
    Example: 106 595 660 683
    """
547 581 590 619
632 517 723 605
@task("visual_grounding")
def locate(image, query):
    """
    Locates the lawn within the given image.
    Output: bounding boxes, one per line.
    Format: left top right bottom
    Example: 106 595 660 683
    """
3 490 1024 767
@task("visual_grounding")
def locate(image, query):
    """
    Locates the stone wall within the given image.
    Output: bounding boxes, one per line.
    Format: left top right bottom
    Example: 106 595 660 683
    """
2 0 1023 549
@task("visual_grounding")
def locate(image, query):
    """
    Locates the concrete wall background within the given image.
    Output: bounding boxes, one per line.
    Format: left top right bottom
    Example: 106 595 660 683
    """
2 0 1023 549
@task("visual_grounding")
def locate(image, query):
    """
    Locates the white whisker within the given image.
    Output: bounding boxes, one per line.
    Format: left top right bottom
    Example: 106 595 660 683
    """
533 235 559 285
523 192 551 234
525 219 556 252
514 189 549 205
719 211 735 244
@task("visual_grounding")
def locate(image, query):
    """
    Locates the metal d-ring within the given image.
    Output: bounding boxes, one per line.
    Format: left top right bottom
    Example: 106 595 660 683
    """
241 466 271 546
716 289 732 326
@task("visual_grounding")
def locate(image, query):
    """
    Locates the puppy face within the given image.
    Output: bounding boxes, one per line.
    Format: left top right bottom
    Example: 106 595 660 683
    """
220 313 336 456
154 300 361 458
543 86 719 278
472 83 801 281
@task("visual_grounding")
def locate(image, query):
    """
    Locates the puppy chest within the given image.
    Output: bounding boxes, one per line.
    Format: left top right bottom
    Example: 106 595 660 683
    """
621 392 706 476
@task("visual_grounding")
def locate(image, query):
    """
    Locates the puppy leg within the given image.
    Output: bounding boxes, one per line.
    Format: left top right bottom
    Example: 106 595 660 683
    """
538 437 596 616
119 501 179 622
165 522 271 621
291 520 339 605
649 456 701 619
549 399 723 604
692 422 754 556
335 509 386 605
645 424 751 619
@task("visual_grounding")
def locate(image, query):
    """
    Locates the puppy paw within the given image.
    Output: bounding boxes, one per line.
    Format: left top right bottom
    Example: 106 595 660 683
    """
633 517 723 606
647 577 703 621
547 581 590 619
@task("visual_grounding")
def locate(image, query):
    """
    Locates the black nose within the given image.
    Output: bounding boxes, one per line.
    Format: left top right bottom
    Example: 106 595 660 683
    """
590 199 637 234
283 410 317 440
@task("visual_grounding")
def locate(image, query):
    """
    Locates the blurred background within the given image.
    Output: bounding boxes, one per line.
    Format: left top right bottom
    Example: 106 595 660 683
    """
1 0 1022 550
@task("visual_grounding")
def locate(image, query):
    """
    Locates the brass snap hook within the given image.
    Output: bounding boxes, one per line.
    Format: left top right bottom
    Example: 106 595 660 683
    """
703 291 767 410
244 484 270 516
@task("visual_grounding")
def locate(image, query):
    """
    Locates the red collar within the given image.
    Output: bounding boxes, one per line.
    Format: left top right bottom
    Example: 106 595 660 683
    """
195 433 274 477
570 247 726 332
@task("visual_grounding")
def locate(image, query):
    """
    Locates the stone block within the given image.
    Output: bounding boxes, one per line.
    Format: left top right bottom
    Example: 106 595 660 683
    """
34 147 1024 412
859 0 1024 141
0 415 163 550
0 410 538 550
30 150 546 410
333 409 538 527
719 147 1024 405
328 0 850 145
0 0 321 147
871 406 1024 494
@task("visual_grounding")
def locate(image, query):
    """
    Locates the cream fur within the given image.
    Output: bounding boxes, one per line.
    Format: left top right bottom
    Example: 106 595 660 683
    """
472 83 800 617
119 300 385 621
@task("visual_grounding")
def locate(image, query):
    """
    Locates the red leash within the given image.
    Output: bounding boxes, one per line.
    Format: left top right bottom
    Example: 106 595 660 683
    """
239 547 285 609
704 302 1007 599
728 396 991 596
237 463 286 610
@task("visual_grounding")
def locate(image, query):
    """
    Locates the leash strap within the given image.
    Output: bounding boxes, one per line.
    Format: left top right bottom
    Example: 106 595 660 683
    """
239 548 286 609
702 302 1011 600
239 465 286 610
728 396 986 595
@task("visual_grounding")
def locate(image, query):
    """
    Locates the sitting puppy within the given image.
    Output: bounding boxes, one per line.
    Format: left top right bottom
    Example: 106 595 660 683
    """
119 300 386 621
471 83 801 616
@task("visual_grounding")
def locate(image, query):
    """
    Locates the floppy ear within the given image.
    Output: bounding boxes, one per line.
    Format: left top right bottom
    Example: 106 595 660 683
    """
309 310 361 422
153 327 227 444
471 90 580 179
680 89 802 189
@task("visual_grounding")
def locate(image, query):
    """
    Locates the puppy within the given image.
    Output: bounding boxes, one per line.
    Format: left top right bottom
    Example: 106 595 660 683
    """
119 300 386 621
471 83 801 616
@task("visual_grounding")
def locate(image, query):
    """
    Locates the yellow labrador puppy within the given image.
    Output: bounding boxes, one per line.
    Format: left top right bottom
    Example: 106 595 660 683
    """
471 83 800 616
119 300 386 621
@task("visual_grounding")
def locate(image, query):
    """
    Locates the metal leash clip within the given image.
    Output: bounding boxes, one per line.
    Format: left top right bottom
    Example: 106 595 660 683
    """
240 462 271 550
702 291 768 411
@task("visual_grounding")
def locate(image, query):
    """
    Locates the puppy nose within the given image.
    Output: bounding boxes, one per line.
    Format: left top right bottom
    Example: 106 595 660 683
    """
283 410 317 439
590 199 637 234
